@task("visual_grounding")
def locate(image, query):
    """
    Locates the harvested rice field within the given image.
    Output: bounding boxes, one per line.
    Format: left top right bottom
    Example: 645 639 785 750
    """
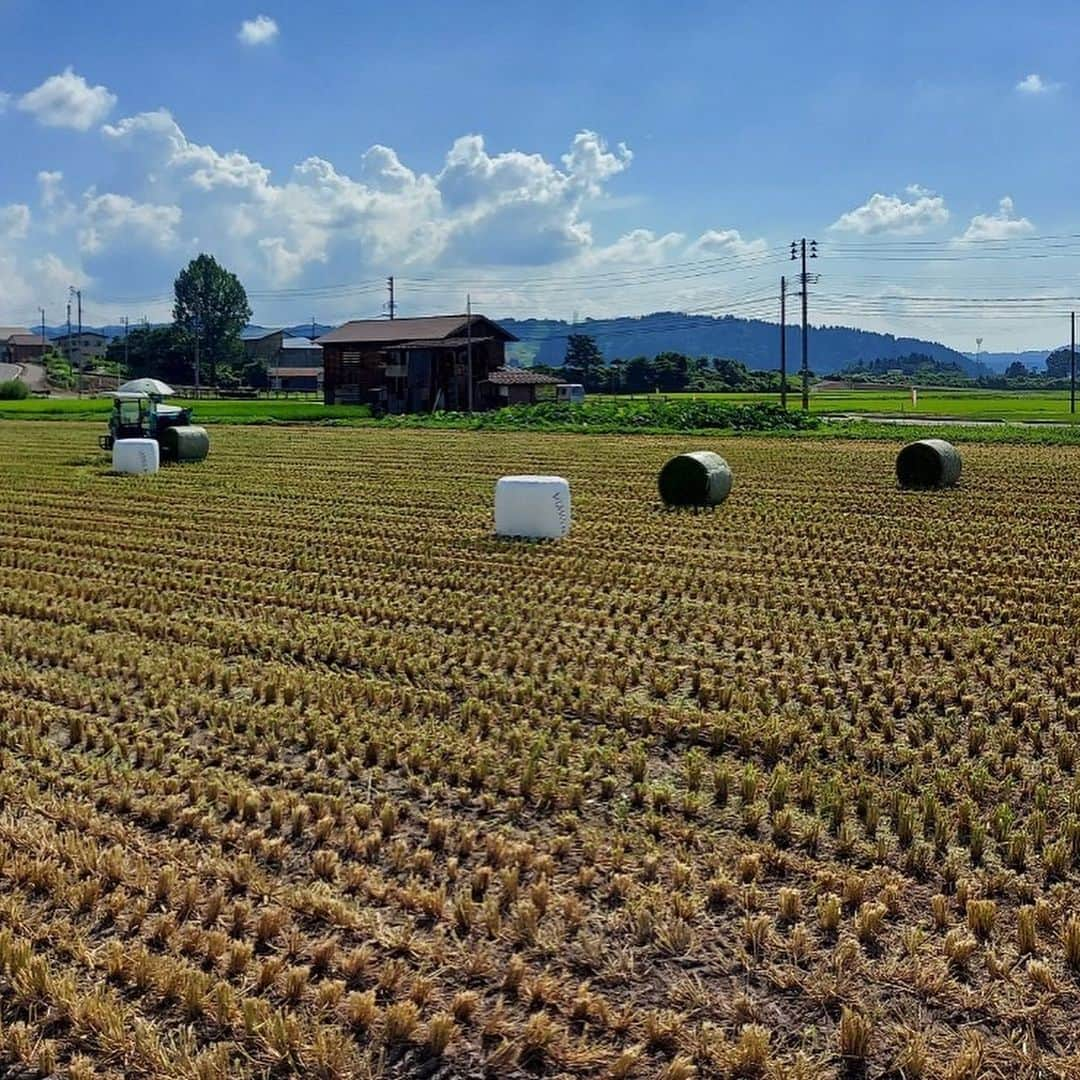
3 421 1080 1078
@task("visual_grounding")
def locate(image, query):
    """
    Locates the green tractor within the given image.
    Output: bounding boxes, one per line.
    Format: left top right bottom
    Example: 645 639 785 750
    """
99 379 210 463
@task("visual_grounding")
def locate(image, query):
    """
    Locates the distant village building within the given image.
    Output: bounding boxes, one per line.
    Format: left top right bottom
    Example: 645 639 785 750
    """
481 367 561 405
0 327 48 364
53 330 111 370
269 337 324 392
318 314 517 411
243 328 324 390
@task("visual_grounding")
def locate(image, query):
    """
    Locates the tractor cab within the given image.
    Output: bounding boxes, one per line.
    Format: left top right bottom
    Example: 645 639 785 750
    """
101 393 153 446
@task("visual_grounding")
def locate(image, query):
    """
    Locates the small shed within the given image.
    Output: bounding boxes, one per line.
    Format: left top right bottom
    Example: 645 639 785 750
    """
482 367 562 407
268 366 323 392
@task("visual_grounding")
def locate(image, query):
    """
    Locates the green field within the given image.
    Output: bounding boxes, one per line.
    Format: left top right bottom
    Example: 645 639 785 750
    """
5 388 1080 430
595 388 1080 423
0 397 371 424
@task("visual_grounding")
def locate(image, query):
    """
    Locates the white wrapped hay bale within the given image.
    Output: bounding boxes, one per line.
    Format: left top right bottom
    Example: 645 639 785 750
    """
494 475 571 539
112 438 160 475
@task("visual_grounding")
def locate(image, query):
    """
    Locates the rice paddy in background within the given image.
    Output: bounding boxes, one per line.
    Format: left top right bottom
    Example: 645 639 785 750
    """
2 422 1080 1076
5 387 1080 425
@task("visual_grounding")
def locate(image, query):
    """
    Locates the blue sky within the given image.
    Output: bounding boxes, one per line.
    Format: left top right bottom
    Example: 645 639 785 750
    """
1 0 1078 350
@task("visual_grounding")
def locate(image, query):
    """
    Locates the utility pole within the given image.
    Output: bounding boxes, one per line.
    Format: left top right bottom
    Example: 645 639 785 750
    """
123 316 130 378
791 239 818 411
387 276 396 320
194 310 201 398
311 315 316 341
66 301 72 393
466 293 473 413
1071 312 1076 415
39 308 46 365
779 276 787 410
69 286 83 397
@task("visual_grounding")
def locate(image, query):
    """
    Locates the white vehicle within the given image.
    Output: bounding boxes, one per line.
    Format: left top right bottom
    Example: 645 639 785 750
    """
556 383 585 405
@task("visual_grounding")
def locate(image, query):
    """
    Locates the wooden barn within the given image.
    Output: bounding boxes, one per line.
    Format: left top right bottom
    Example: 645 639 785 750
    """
318 314 517 411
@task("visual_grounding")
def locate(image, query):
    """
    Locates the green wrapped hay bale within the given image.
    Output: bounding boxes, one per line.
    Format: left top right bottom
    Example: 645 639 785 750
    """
896 438 961 489
658 450 733 507
160 425 210 463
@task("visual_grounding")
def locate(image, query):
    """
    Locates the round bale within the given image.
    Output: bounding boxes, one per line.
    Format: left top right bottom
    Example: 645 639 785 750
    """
658 450 733 507
896 438 961 489
160 425 210 463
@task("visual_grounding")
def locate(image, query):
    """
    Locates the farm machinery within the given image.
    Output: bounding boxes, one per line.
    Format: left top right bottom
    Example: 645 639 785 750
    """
98 378 210 463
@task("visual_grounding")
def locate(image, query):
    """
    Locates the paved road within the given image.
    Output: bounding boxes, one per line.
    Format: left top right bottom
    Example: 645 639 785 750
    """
18 363 48 392
0 363 19 383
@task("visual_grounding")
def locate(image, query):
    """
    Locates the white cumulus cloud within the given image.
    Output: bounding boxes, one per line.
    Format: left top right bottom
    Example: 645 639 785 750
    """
37 171 65 209
101 111 635 281
0 204 31 241
958 196 1035 242
17 68 117 130
1016 73 1059 95
78 192 182 254
0 92 10 113
238 15 279 45
686 228 769 258
830 188 949 235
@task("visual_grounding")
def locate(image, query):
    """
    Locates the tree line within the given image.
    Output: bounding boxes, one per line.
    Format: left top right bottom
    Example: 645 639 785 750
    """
535 334 795 393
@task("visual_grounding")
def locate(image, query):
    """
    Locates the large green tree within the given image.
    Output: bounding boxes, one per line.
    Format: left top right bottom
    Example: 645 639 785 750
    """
173 254 252 386
563 334 603 387
1047 348 1073 379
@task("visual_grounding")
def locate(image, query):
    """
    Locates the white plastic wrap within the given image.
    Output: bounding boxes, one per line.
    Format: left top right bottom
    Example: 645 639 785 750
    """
494 475 571 539
112 438 160 475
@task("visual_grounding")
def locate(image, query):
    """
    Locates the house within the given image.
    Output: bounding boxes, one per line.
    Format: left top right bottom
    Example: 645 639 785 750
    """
245 330 324 389
53 330 111 370
480 367 561 406
268 337 323 391
268 366 323 392
318 314 517 410
5 333 48 363
0 327 32 364
241 327 285 361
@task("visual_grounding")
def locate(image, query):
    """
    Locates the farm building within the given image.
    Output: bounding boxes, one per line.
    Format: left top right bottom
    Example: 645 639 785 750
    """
318 314 517 410
53 330 110 369
480 367 561 406
1 328 47 364
244 330 324 390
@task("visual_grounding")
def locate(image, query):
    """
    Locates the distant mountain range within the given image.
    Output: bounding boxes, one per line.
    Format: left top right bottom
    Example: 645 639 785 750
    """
34 315 1061 377
498 313 993 376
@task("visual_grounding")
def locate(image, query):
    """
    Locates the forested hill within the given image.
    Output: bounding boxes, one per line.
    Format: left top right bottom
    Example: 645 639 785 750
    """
499 313 980 375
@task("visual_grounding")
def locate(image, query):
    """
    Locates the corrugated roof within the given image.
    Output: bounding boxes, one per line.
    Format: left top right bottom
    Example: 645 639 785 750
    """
318 314 516 345
485 368 562 386
280 337 322 350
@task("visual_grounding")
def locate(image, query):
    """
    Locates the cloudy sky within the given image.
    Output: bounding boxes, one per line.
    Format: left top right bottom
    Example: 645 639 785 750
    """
2 0 1079 350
